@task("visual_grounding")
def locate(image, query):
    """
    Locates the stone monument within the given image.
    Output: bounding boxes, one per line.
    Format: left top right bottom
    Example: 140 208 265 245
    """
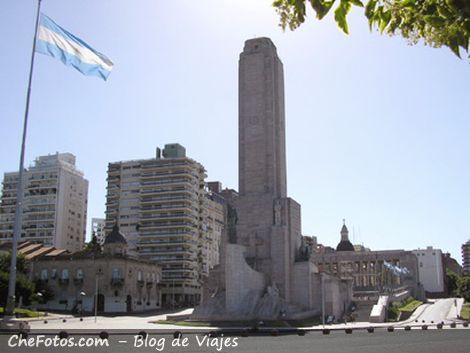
193 38 351 321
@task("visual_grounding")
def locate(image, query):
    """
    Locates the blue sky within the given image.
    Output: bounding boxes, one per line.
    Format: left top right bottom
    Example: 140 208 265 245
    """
1 1 469 261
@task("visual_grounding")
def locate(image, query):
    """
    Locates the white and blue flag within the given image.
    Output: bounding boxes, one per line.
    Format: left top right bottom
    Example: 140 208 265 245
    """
35 13 113 81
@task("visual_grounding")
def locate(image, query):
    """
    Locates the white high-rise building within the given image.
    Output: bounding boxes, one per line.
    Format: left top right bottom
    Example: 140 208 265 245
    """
105 144 224 306
0 153 88 252
462 240 470 274
91 217 106 245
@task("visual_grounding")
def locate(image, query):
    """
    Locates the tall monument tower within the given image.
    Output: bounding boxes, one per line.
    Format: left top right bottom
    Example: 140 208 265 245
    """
239 37 287 198
237 38 301 302
194 38 352 320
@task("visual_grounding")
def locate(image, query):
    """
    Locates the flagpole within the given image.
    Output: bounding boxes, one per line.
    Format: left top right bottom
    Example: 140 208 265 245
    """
4 0 42 318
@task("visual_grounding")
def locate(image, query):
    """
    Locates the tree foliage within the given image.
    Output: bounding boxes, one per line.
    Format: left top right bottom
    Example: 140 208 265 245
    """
446 270 470 302
446 269 459 296
273 0 470 58
457 275 470 301
0 271 35 307
0 252 28 274
84 232 101 252
0 252 37 307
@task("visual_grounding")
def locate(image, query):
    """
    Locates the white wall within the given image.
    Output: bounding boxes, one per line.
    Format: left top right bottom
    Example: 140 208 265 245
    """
413 247 444 293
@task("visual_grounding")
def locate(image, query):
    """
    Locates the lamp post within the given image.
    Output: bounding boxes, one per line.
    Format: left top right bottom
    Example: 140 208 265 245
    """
36 292 43 313
94 270 103 323
172 278 174 310
79 291 86 321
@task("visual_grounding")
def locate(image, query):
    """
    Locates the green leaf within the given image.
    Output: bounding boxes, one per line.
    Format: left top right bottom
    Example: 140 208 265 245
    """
449 41 461 57
379 10 392 33
334 1 352 34
349 0 364 7
401 0 416 8
456 30 469 51
320 1 336 19
365 0 377 19
448 35 462 57
387 18 399 34
423 15 446 27
309 0 323 13
309 0 336 20
437 5 454 18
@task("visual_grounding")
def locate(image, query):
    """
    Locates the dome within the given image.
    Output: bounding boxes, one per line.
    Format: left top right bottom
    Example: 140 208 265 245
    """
103 224 127 245
336 219 354 251
336 240 355 252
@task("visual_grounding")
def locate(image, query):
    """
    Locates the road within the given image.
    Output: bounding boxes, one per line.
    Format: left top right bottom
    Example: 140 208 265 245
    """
17 298 463 331
1 330 469 353
396 298 464 327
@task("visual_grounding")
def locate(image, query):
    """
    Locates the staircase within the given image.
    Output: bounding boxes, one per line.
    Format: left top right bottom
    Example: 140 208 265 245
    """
352 300 376 322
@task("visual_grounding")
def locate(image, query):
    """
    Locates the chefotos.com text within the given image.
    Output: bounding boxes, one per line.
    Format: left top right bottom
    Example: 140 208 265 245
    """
8 334 109 348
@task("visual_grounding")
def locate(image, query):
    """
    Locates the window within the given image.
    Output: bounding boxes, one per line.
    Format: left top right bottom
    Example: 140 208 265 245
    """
76 268 83 279
112 268 122 279
138 271 143 281
40 269 48 280
51 269 57 279
62 269 69 279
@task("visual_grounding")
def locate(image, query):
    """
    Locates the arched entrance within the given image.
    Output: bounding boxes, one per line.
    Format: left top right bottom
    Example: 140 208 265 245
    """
94 294 105 313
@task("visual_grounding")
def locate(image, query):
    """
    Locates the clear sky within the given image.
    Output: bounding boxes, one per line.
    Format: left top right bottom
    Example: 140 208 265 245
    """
1 1 469 261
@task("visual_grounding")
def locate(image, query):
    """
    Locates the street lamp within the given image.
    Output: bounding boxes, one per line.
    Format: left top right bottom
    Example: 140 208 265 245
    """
36 292 43 313
79 291 86 321
94 270 103 323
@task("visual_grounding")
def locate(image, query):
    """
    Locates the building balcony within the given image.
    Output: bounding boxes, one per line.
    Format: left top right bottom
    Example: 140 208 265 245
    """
23 209 55 215
137 279 145 287
111 277 125 286
140 205 196 214
140 189 194 197
138 240 196 248
146 281 154 288
59 278 69 285
140 214 197 222
139 222 197 230
140 179 193 187
140 162 189 171
141 249 193 256
73 278 84 285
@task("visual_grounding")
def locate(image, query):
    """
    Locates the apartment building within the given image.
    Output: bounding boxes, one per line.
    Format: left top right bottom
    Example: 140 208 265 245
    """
0 153 88 252
463 240 470 274
91 217 106 245
105 144 224 306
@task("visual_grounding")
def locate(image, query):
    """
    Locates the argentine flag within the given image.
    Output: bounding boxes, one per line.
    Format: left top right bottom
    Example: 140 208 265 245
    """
35 13 113 81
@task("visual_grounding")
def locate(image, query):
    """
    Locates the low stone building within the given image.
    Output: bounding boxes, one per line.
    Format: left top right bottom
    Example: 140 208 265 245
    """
30 225 162 313
312 222 422 302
